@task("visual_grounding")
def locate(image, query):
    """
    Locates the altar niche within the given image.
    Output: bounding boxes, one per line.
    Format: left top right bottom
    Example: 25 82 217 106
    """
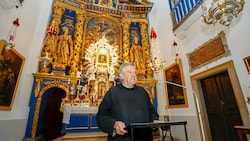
25 76 70 139
42 88 66 139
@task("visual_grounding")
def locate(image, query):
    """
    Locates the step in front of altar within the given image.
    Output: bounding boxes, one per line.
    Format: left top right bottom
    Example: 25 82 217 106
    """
55 131 178 141
56 131 108 141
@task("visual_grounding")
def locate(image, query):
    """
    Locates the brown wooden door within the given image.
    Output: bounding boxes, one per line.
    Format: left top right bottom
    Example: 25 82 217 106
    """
201 71 246 141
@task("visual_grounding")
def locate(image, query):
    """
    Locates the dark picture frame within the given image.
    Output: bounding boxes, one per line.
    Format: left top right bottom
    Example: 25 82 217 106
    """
243 56 250 74
0 45 25 110
164 60 188 108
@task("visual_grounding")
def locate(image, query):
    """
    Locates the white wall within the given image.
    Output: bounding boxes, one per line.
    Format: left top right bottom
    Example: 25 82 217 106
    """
147 0 201 140
0 0 53 140
148 0 250 141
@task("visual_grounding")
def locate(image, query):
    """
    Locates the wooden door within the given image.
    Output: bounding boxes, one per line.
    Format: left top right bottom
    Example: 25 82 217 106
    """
201 71 246 141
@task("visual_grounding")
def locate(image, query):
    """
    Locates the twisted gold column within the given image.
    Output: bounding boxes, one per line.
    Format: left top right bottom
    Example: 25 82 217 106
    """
122 19 131 63
139 21 152 78
69 12 86 76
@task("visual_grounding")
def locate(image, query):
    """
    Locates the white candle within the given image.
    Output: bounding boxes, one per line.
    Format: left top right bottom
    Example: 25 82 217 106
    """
68 78 70 84
154 57 158 64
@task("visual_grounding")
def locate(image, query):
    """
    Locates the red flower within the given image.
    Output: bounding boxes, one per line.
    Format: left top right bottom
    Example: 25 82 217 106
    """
173 41 177 46
150 28 157 39
13 18 20 26
9 35 15 41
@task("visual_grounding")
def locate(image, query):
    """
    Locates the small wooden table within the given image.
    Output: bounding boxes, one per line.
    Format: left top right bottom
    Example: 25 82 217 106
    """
234 125 250 141
129 121 188 141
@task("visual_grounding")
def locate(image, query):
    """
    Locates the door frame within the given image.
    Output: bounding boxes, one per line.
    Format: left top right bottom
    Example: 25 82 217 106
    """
190 60 249 141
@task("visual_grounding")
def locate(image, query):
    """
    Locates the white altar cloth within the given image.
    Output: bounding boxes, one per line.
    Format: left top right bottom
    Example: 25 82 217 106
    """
62 105 98 124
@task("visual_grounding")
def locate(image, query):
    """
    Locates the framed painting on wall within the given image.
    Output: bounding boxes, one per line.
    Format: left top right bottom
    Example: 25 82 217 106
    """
0 44 25 110
243 56 250 74
164 60 188 108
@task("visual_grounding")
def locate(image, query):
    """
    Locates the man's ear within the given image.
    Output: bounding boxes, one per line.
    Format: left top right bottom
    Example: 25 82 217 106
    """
119 73 123 80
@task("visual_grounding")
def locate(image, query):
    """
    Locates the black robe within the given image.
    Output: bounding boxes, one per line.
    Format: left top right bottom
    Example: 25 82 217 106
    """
96 84 159 141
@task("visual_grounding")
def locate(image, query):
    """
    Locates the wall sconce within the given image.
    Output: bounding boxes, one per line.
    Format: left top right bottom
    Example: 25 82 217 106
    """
148 28 166 75
5 18 20 50
202 0 245 26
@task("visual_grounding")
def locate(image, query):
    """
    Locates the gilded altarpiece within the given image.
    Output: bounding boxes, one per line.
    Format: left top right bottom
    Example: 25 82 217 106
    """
25 0 157 138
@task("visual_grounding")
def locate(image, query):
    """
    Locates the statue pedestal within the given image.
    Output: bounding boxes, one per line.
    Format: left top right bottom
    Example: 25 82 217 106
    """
51 63 67 76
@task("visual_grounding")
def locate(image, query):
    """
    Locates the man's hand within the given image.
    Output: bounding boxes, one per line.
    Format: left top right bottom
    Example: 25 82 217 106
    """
113 121 128 136
153 120 166 123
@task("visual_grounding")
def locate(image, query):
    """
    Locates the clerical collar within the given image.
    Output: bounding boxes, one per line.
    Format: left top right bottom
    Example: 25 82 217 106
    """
122 83 135 89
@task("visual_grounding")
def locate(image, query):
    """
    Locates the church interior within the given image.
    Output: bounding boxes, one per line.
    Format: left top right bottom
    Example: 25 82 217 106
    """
0 0 250 141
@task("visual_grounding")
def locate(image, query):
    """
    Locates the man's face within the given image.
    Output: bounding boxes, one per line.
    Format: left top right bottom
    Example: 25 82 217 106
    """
120 65 137 87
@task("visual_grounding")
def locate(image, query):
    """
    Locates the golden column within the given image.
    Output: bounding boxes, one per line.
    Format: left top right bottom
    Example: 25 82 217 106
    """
69 12 86 76
139 21 152 78
122 19 131 63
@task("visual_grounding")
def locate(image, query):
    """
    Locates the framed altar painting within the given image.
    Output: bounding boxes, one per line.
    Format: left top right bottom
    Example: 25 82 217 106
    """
164 60 188 108
0 46 25 110
243 56 250 74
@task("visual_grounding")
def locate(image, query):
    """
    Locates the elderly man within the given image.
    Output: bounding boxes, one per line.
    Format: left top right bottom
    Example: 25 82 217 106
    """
96 62 159 141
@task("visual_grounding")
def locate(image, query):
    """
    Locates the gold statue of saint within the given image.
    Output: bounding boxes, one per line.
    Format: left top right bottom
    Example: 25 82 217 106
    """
130 36 146 76
98 82 106 98
56 26 74 65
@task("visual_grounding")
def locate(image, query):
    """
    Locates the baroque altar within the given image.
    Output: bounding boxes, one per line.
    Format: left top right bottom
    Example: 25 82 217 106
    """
25 0 158 139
